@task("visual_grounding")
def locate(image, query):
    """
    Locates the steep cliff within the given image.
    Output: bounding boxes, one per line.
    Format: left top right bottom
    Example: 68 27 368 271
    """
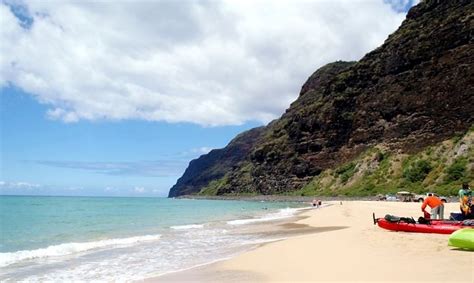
168 127 264 197
169 0 474 197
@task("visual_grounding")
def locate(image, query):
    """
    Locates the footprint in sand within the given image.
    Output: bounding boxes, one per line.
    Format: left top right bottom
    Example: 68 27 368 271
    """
343 209 352 217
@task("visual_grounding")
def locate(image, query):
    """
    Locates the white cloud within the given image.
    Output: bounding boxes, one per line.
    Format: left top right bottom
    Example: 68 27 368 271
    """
133 186 146 193
104 186 115 192
384 0 420 12
1 0 408 126
0 181 41 189
34 160 186 177
65 186 83 191
191 147 213 155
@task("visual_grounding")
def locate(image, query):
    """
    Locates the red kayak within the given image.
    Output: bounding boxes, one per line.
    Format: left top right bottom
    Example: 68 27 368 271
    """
376 218 462 234
373 214 468 234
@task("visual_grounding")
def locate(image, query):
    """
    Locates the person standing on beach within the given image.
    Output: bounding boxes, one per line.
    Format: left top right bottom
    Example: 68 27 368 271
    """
459 183 473 219
421 193 444 219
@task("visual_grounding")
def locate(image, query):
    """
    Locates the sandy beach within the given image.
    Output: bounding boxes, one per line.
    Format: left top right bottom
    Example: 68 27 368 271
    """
152 201 473 282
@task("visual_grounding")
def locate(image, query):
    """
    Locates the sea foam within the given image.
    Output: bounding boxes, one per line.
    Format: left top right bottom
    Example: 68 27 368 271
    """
227 207 303 225
0 234 161 267
170 224 204 230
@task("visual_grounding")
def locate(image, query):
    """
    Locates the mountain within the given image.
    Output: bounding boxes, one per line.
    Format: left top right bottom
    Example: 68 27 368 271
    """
168 0 474 198
168 127 265 197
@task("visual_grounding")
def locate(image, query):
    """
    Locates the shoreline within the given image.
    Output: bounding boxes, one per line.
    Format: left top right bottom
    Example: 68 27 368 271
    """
142 205 330 281
175 194 459 203
175 194 381 202
149 201 473 282
144 211 329 282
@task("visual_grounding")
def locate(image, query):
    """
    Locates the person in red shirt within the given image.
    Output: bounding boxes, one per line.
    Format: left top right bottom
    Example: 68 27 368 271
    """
421 193 444 219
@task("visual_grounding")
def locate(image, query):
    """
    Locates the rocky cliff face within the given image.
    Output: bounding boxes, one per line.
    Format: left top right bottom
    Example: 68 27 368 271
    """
169 0 474 197
168 127 264 197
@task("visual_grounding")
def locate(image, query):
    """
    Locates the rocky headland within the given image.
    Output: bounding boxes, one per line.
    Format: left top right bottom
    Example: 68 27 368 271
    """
169 0 474 198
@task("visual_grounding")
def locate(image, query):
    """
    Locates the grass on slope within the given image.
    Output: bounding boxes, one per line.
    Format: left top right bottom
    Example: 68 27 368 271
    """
292 128 473 197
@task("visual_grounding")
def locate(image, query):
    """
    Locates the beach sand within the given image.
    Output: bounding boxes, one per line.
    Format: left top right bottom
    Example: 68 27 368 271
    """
150 201 473 282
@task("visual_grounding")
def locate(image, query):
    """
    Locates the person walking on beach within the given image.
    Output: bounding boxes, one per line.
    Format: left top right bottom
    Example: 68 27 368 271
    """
421 193 444 219
459 183 473 219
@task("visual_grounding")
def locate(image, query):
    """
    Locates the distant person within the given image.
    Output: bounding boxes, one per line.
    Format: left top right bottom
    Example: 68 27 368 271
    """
421 193 444 220
459 183 473 219
311 199 318 208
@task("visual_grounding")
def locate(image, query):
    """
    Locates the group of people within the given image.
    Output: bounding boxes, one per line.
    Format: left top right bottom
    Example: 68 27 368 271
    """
307 183 472 220
311 199 322 208
421 183 473 220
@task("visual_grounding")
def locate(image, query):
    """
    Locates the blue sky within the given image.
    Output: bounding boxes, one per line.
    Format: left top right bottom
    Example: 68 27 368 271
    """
1 86 260 196
0 0 417 197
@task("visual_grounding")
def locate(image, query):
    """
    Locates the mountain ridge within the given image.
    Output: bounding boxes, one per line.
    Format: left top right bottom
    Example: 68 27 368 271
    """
169 0 474 198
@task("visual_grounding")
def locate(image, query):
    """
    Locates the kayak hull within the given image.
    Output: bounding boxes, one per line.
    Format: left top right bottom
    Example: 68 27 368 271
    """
448 228 474 250
377 219 463 234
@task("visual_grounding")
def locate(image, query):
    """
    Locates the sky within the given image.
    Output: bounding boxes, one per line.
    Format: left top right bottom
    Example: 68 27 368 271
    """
0 0 418 197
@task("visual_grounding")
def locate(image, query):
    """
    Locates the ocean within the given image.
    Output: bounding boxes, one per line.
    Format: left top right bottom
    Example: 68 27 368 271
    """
0 195 307 281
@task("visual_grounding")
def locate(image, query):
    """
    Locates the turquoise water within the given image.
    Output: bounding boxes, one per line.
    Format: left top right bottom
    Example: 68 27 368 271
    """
0 195 305 281
1 196 292 252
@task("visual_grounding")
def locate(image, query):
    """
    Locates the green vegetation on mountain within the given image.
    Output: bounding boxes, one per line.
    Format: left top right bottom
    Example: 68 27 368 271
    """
289 129 473 197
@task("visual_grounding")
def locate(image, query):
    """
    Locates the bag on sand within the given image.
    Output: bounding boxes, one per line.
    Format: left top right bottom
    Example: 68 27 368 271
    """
418 217 431 224
384 214 416 224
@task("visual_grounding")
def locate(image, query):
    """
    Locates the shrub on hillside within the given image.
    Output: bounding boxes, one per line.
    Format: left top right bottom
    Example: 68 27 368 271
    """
336 162 357 183
403 159 432 183
445 157 467 182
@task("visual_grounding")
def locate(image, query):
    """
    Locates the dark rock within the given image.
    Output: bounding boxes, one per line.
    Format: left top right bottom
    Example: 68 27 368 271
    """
167 127 265 197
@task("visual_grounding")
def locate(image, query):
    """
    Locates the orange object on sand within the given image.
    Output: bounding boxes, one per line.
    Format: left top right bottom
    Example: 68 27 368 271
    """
421 196 443 210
